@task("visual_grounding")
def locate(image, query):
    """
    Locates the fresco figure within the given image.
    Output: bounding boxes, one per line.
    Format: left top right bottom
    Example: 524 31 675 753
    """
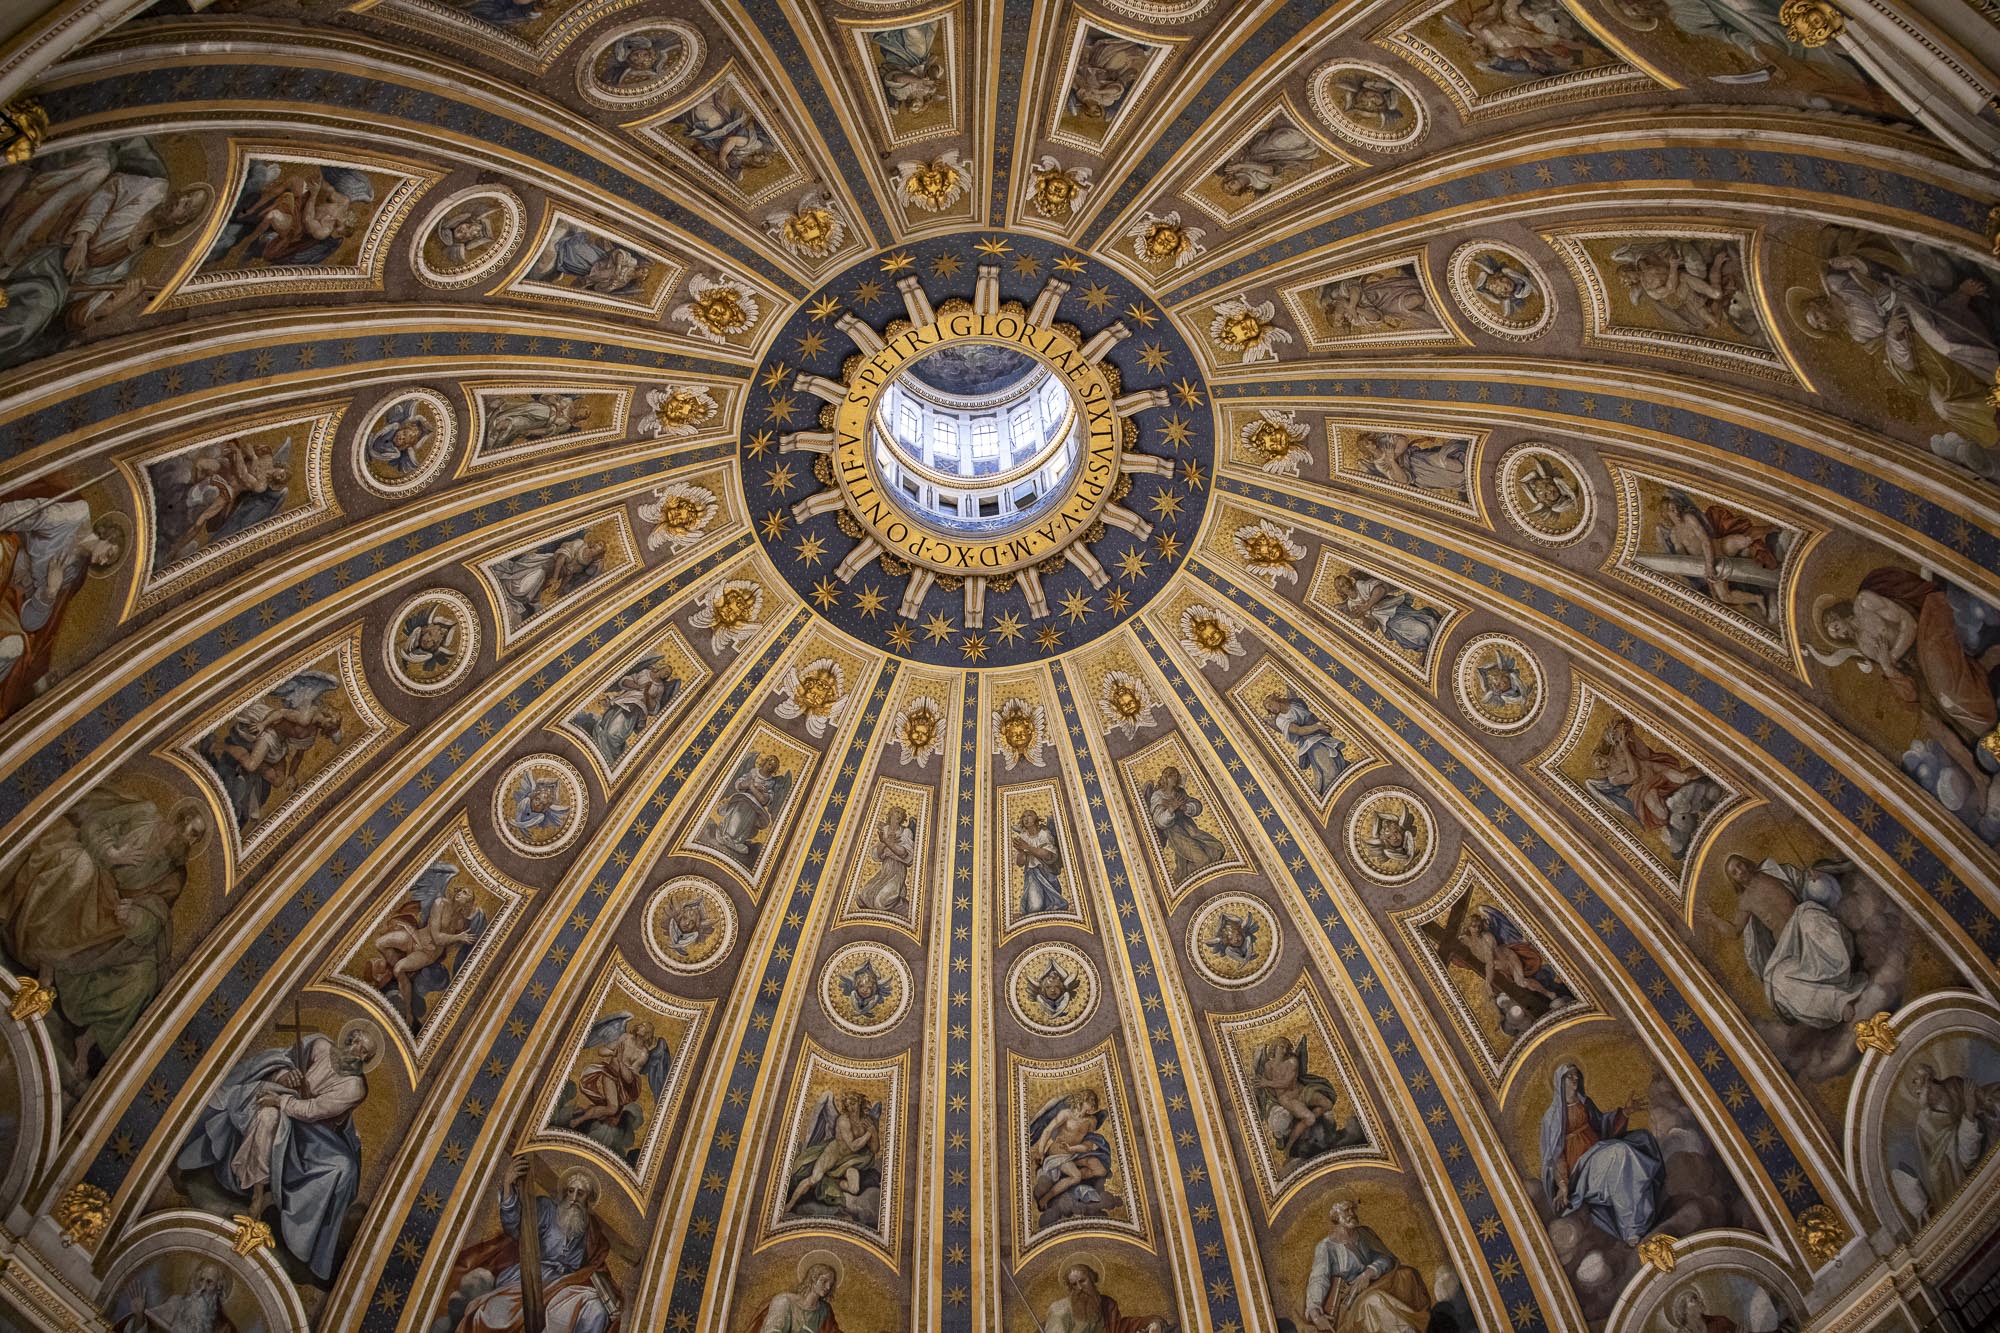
870 23 946 115
1585 716 1722 859
704 752 788 866
1644 491 1786 623
1144 766 1226 878
442 1159 616 1333
367 863 485 1029
1539 1062 1664 1245
1610 239 1760 341
670 88 779 181
396 602 464 683
1659 1284 1792 1333
1215 120 1320 198
783 1090 881 1227
1318 267 1435 336
1262 688 1352 798
1432 898 1575 1040
855 807 915 912
0 495 126 719
109 1261 238 1333
0 784 206 1084
206 162 374 269
1042 1263 1173 1333
1354 432 1467 495
1893 1059 2000 1224
527 228 647 299
1452 0 1605 77
1029 1089 1121 1224
175 1022 377 1282
1253 1035 1360 1164
149 433 292 568
836 958 892 1018
1326 572 1441 657
1066 32 1150 121
1012 807 1066 915
747 1264 841 1333
206 670 345 830
573 657 679 768
558 1012 671 1166
1298 1199 1433 1333
488 530 606 624
1714 855 1866 1028
366 399 438 479
484 394 592 452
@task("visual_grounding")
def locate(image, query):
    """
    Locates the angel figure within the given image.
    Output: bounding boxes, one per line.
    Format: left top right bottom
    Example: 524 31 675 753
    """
855 806 916 912
1144 766 1227 879
1026 960 1082 1021
1586 716 1722 858
1467 250 1537 320
1515 457 1580 525
560 1011 672 1163
484 393 590 452
871 22 946 115
839 959 893 1018
1252 1034 1358 1162
1641 490 1787 623
1204 909 1260 964
1353 431 1467 496
396 602 461 681
703 751 790 865
1214 120 1321 198
1610 238 1760 340
208 161 374 268
149 433 292 566
1361 804 1420 874
784 1090 882 1225
670 87 779 181
1326 572 1442 657
364 399 436 479
1447 0 1601 78
1317 265 1436 335
1331 72 1410 133
432 201 504 267
367 863 485 1028
600 30 675 91
1012 808 1066 916
487 529 606 623
1029 1089 1121 1222
1262 687 1352 798
509 773 572 842
658 891 716 962
1430 896 1573 1039
205 670 344 829
1066 32 1151 121
574 656 679 766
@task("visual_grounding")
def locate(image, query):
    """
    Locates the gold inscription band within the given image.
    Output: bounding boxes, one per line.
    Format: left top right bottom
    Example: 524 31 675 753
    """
830 310 1120 577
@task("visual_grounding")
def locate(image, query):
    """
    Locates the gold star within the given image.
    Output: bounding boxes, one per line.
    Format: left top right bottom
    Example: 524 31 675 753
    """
855 584 886 617
1173 376 1205 407
807 294 841 321
854 278 885 304
1035 624 1063 650
745 429 776 458
1079 281 1115 312
960 633 988 662
795 330 828 358
1106 587 1132 615
1182 459 1207 488
1124 301 1158 328
1011 253 1041 277
1059 588 1093 622
992 610 1025 643
758 361 790 391
974 236 1012 256
1149 487 1185 519
1154 531 1183 559
1115 546 1150 580
931 252 964 277
765 394 799 424
1055 253 1087 274
795 533 827 565
887 622 916 650
923 611 956 642
1137 341 1171 372
811 578 840 608
760 510 789 540
1160 414 1193 448
763 462 796 493
881 248 915 272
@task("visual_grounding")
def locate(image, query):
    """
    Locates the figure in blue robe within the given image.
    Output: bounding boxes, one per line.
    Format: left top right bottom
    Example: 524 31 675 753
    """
1538 1062 1665 1245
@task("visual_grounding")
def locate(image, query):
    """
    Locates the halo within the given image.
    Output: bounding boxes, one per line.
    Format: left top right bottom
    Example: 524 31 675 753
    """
337 1017 385 1072
85 509 132 579
153 181 215 248
795 1247 845 1288
167 796 214 853
1052 1247 1107 1285
1782 285 1828 339
1809 592 1848 639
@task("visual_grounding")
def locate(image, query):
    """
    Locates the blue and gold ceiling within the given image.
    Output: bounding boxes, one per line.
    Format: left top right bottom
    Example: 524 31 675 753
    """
0 1 1997 1331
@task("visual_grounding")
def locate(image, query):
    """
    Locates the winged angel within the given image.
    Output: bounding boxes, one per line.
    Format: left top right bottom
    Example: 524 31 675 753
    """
205 669 344 829
783 1090 882 1227
561 1011 674 1164
367 862 486 1029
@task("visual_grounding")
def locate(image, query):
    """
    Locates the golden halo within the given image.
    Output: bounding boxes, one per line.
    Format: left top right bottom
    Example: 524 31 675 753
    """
153 182 216 248
337 1017 385 1073
85 509 132 580
795 1247 845 1288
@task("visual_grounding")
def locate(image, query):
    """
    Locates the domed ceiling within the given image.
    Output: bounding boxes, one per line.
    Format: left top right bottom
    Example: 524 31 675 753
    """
0 1 1998 1330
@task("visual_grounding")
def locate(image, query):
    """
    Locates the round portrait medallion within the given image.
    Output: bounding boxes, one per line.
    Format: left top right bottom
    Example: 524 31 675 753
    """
1496 442 1595 547
492 754 588 858
644 875 737 975
1344 786 1436 886
819 941 913 1035
383 588 480 695
1448 240 1555 340
576 20 704 109
1006 942 1100 1035
1453 633 1545 735
1187 893 1280 988
353 388 456 497
1309 60 1428 152
411 186 525 290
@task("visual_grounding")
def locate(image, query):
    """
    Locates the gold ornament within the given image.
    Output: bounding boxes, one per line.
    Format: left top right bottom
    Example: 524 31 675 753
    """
1187 614 1230 653
1 98 48 166
1779 0 1845 46
53 1183 110 1249
1795 1203 1847 1264
653 389 710 430
9 976 54 1021
230 1214 275 1255
793 666 840 715
1244 419 1295 462
903 157 964 211
712 584 758 629
1853 1010 1898 1056
1140 220 1190 263
901 706 938 753
1636 1233 1678 1272
687 285 747 337
1239 528 1289 564
997 710 1036 755
1032 164 1085 221
784 206 837 255
1107 679 1143 721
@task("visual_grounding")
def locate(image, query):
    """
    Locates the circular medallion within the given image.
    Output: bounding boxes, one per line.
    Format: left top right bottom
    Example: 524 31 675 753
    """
411 186 524 290
1454 633 1545 735
1309 61 1428 152
1187 893 1280 988
576 19 704 109
645 875 737 975
492 754 588 858
353 388 455 496
742 230 1211 666
384 588 480 695
1007 942 1100 1035
1344 787 1436 886
1447 240 1555 340
1496 443 1594 546
819 941 913 1035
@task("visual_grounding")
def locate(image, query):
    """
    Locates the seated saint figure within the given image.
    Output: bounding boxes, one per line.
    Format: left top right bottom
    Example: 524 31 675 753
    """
1538 1063 1665 1245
